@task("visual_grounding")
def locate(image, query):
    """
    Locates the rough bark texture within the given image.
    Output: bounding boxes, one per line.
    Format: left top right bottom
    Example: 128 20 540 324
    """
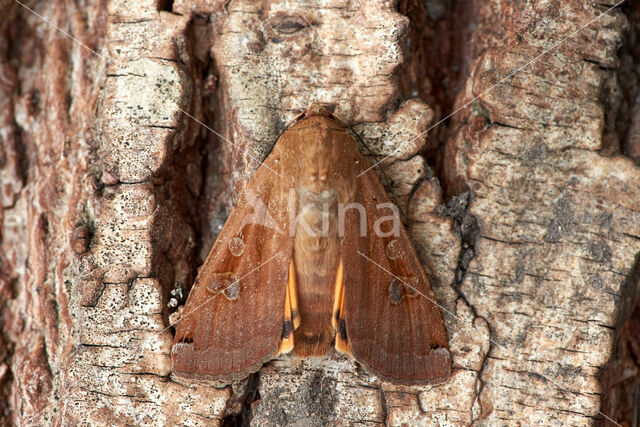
0 0 639 425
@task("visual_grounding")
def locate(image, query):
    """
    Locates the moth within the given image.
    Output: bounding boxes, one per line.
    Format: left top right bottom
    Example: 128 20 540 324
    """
172 102 450 384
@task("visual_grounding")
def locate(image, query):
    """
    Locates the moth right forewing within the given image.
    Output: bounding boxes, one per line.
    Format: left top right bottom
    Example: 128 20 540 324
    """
172 154 294 381
334 126 451 385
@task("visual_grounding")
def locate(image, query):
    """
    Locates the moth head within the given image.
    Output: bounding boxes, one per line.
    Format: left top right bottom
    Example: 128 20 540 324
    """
305 100 333 117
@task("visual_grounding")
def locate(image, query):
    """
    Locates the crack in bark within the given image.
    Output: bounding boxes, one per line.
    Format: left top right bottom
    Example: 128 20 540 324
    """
435 190 499 420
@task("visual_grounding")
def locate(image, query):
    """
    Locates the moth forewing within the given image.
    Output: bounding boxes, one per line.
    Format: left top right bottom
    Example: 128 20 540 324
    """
171 145 293 381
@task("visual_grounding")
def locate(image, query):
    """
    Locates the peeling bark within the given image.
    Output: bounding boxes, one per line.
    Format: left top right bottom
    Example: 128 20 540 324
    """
0 0 639 425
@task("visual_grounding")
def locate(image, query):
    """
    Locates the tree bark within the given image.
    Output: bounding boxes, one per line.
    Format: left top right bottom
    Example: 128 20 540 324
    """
1 0 639 425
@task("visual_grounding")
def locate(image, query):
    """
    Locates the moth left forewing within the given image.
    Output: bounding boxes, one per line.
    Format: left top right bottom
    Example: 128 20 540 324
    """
338 161 451 385
172 153 294 381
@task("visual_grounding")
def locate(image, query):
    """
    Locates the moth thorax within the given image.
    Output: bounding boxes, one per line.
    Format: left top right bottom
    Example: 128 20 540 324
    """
296 186 338 240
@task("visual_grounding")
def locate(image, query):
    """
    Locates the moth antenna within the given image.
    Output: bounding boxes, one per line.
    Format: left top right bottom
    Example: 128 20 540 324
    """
260 138 278 163
348 127 406 218
261 108 311 162
263 101 338 162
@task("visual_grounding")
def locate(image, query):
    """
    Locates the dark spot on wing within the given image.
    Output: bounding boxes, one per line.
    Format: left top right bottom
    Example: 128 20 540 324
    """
282 321 294 339
338 319 348 341
388 279 403 305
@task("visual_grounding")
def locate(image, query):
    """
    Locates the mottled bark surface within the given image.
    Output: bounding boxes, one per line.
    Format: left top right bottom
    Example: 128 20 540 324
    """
0 0 639 425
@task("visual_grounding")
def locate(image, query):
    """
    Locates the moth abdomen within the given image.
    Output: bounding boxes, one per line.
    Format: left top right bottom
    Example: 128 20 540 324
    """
293 319 334 358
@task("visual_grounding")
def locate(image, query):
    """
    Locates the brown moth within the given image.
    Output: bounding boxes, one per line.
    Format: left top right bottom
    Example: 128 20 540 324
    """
172 102 450 385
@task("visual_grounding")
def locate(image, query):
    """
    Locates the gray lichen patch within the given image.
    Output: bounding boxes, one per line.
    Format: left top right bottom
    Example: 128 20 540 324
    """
100 59 189 183
92 184 155 283
254 355 385 425
353 99 435 162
